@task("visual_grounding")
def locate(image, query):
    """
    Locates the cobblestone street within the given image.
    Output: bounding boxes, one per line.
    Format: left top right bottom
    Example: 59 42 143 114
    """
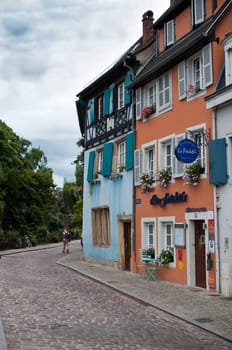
0 246 231 350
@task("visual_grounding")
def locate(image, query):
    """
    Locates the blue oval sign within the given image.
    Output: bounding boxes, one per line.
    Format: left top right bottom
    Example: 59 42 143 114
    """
175 139 198 163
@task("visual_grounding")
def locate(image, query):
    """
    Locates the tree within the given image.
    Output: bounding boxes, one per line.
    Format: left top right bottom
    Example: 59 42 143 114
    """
0 120 57 239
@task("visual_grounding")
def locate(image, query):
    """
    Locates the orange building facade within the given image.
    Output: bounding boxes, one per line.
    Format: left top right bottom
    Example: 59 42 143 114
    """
130 0 232 291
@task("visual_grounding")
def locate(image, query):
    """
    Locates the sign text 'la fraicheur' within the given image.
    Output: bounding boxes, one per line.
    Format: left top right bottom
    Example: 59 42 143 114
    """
175 139 198 163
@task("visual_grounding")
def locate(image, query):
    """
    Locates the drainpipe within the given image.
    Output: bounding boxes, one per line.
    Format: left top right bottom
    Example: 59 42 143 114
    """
123 58 137 269
213 108 221 293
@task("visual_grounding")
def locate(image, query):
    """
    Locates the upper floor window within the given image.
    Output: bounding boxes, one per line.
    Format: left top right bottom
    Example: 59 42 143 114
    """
142 143 156 178
178 44 212 100
97 149 103 173
136 71 171 120
97 95 103 120
117 82 125 110
223 33 232 86
164 20 175 47
192 0 205 26
117 140 126 172
159 135 184 178
186 126 206 170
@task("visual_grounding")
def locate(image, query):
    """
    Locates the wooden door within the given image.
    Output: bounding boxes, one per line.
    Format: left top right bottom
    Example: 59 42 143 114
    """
195 220 206 288
124 222 131 271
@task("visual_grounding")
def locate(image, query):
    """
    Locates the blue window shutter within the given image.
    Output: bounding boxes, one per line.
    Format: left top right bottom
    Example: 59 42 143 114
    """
209 138 227 185
87 151 95 182
88 98 95 124
126 132 134 170
124 72 132 105
102 142 114 176
109 83 114 114
103 88 110 116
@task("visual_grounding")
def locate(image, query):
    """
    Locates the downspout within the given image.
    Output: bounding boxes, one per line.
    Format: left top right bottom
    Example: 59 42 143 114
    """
213 107 221 293
123 58 137 270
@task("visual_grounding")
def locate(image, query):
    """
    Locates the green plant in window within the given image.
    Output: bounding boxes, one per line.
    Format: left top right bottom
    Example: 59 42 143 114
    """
158 167 172 187
159 247 174 265
140 173 154 193
183 160 201 185
142 247 155 259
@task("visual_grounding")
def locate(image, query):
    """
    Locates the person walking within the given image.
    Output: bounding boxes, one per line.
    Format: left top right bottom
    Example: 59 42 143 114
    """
62 229 70 254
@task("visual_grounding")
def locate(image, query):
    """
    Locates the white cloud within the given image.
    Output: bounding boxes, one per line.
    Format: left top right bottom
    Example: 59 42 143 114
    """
0 0 170 187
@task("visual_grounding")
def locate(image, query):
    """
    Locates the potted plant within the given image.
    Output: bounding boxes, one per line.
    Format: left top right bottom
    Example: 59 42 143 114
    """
158 167 172 187
159 247 174 265
141 105 156 120
142 247 155 259
186 83 201 97
140 173 154 193
183 160 201 185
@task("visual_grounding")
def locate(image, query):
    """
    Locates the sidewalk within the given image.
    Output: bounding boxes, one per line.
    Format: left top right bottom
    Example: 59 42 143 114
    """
58 242 232 344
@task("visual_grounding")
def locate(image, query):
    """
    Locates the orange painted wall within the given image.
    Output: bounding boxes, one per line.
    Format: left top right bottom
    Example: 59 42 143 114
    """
134 2 232 286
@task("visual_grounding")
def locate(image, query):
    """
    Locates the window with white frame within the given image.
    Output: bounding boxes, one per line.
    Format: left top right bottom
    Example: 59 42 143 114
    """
186 127 206 170
142 218 156 251
97 149 103 173
164 20 175 47
191 0 205 26
224 33 232 86
117 140 126 171
159 135 184 178
142 143 156 178
97 95 103 119
136 72 171 118
158 72 171 110
158 217 175 261
178 44 212 100
117 82 124 110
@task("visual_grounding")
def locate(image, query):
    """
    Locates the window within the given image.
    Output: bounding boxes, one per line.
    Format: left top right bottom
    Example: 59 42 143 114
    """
92 207 111 247
158 217 175 262
159 135 184 178
224 33 232 86
96 149 103 173
117 140 126 172
178 44 212 100
137 72 171 118
164 20 175 47
142 143 156 178
191 0 205 26
142 218 156 251
117 82 125 110
96 96 103 119
186 126 206 170
158 72 171 110
135 88 142 120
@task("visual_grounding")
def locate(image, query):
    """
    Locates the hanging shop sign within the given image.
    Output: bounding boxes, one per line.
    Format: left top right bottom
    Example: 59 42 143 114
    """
150 192 187 208
175 139 198 163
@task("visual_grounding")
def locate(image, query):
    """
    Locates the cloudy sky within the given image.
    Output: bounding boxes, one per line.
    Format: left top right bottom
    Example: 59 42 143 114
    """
0 0 170 187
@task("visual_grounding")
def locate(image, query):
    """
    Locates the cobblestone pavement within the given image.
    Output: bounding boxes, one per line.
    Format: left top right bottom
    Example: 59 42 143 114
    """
0 242 231 350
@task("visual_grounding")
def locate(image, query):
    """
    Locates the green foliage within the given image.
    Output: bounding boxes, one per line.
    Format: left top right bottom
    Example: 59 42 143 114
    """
0 119 60 246
159 247 174 265
72 198 83 232
142 247 155 259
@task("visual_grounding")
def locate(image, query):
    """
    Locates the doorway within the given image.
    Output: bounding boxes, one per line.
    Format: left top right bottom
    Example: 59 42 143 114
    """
124 222 131 270
194 220 206 288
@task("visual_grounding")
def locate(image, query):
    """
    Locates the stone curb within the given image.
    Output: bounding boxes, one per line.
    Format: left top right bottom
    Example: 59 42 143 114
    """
0 320 7 350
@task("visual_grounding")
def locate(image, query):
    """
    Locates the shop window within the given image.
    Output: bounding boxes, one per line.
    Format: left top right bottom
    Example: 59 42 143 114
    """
92 207 111 247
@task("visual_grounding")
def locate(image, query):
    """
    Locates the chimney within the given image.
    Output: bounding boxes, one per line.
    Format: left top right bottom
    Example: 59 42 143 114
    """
142 10 154 45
